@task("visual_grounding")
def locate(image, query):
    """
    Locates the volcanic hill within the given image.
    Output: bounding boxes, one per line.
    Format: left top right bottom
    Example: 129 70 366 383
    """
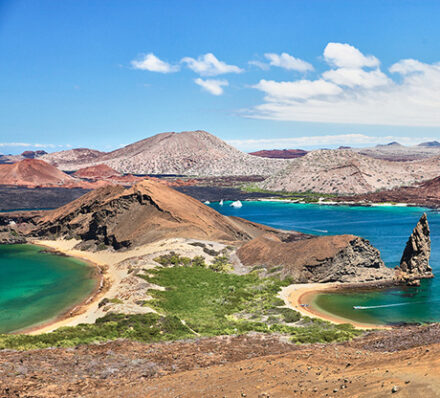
352 142 440 161
40 148 106 169
40 130 289 176
260 149 440 194
0 159 81 188
18 179 277 249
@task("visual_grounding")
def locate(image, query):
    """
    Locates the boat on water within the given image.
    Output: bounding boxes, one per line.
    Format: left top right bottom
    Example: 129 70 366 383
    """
353 306 368 310
204 200 210 204
230 200 242 208
219 199 224 206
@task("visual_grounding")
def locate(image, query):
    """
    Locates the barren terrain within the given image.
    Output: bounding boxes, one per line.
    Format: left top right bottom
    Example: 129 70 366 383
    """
261 149 440 194
2 328 440 397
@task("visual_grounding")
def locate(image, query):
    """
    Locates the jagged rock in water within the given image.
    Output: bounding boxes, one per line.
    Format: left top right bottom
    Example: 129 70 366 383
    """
396 213 433 280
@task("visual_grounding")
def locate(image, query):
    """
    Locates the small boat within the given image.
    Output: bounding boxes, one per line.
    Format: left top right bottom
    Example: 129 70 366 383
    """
204 200 210 204
353 306 367 310
230 200 242 208
219 199 224 206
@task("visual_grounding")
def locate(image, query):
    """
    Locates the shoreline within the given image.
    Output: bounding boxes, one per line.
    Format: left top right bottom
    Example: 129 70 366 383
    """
280 283 392 330
18 241 108 335
244 197 429 209
19 237 224 335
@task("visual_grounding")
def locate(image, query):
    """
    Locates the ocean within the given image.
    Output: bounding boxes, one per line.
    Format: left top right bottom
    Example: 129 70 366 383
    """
210 200 440 325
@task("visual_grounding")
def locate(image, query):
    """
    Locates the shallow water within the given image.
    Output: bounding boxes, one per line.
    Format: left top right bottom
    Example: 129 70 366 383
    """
0 244 95 333
210 201 440 325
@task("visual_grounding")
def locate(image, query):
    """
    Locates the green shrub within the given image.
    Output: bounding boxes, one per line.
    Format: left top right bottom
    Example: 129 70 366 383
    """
209 255 232 272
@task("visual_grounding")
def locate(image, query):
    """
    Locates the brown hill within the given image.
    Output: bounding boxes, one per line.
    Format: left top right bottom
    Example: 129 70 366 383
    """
249 149 308 159
28 179 276 248
0 159 79 188
39 131 289 176
73 164 122 179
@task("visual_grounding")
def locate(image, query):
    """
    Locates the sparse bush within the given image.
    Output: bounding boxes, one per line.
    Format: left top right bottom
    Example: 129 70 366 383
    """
209 255 232 272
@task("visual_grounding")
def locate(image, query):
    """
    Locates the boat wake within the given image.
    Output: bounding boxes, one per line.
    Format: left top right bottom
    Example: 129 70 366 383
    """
353 301 427 310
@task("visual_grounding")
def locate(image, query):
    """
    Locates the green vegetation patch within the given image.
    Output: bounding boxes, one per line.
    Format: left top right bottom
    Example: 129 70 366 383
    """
241 183 338 202
142 266 361 342
0 313 193 350
0 261 362 350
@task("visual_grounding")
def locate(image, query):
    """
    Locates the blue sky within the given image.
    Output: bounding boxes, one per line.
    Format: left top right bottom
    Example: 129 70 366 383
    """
1 0 440 154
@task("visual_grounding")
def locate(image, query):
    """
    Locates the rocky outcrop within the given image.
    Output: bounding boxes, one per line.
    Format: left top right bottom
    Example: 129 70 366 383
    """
0 227 26 244
237 233 394 283
396 213 433 280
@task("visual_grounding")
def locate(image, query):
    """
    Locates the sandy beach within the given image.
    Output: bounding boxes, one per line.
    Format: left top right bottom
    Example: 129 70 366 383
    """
279 283 392 330
25 238 228 335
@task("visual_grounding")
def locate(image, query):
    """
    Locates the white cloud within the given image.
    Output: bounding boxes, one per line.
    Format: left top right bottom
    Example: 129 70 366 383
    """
227 134 438 151
194 78 228 95
249 43 440 126
248 60 270 71
264 52 313 72
181 53 243 76
254 79 342 100
323 42 379 68
131 53 179 73
322 68 390 88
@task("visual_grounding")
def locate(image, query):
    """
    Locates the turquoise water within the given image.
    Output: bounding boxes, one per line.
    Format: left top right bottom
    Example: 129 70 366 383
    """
209 201 440 325
0 244 96 333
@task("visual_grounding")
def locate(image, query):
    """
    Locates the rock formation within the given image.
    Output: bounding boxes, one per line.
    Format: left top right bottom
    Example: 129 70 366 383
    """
396 213 433 280
237 233 394 283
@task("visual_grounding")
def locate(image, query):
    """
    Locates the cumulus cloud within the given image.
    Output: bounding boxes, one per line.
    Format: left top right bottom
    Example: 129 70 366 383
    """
181 53 243 76
131 53 179 73
249 43 440 126
323 42 379 68
194 78 229 95
227 134 438 151
264 52 313 72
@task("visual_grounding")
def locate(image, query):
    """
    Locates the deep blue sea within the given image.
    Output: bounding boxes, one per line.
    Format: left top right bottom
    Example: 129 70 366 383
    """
209 201 440 325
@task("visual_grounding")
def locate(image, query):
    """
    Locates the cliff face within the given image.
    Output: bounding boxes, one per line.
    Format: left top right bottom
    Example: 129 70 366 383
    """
237 234 394 283
396 213 433 280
